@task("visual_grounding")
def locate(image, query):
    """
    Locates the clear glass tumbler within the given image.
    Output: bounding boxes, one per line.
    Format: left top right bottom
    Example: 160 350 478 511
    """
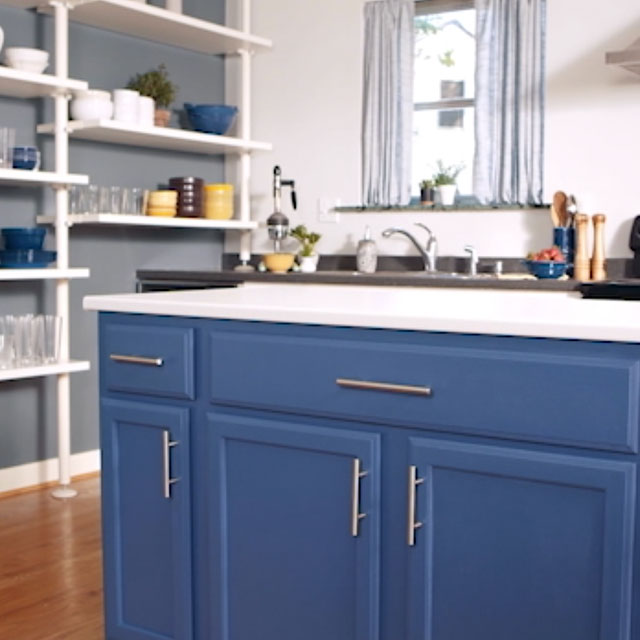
42 315 62 363
0 127 16 168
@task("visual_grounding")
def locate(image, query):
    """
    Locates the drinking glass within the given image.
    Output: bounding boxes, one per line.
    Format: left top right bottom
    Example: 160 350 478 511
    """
120 187 134 214
42 315 62 363
110 186 122 214
0 127 16 168
0 318 15 369
98 186 111 213
131 188 145 215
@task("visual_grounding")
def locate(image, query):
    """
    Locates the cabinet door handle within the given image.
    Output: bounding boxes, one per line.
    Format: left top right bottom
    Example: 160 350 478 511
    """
110 354 164 367
407 465 424 546
162 430 180 499
351 458 369 537
336 378 432 397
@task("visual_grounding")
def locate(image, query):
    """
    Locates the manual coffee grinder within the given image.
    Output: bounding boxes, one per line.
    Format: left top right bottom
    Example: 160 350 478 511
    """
266 165 297 252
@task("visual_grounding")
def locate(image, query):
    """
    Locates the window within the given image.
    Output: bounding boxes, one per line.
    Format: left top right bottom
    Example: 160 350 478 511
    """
412 0 475 197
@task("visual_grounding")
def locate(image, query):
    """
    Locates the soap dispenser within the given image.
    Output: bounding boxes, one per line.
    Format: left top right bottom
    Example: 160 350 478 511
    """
356 226 378 273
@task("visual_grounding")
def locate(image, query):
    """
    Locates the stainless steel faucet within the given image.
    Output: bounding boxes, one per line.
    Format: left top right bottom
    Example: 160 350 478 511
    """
464 244 478 276
382 223 438 271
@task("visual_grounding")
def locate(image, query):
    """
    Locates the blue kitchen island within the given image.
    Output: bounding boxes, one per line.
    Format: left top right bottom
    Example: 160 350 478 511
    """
85 283 640 640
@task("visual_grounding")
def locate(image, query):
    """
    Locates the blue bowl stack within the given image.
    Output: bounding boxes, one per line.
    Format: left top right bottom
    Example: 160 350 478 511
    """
1 227 56 268
184 103 238 135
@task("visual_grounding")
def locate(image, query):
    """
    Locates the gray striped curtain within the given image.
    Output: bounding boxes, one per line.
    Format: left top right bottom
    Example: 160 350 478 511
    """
362 0 414 206
473 0 546 205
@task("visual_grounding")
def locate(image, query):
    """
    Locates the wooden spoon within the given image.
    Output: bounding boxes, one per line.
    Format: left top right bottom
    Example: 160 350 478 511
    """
553 191 568 228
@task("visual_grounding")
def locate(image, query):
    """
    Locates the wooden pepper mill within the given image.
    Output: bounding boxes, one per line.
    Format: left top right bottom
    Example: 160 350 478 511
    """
573 213 591 281
591 213 607 281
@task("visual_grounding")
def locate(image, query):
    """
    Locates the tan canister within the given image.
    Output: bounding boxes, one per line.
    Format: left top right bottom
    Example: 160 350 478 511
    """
204 183 234 220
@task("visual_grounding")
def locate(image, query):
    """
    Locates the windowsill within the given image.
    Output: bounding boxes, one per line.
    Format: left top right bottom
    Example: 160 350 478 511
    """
335 202 547 213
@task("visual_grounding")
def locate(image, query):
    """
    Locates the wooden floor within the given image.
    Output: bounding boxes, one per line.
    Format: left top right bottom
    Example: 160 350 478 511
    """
0 475 104 639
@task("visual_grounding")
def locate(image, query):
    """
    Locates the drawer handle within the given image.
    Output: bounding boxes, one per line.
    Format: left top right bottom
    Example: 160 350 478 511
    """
336 378 432 397
110 354 164 367
407 465 424 547
162 430 180 499
351 458 369 537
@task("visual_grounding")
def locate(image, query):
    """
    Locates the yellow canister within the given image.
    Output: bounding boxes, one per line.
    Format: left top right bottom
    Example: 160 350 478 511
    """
204 183 234 220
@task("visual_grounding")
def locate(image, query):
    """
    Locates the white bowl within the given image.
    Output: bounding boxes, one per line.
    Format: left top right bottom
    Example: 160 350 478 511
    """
70 95 114 120
74 89 111 101
4 47 49 74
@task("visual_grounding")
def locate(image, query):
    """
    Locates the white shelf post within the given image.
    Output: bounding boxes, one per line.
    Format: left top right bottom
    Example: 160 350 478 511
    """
237 0 252 267
51 0 77 499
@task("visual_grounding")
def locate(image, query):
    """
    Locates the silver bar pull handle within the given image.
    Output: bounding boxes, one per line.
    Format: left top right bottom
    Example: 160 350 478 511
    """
162 430 180 499
110 354 164 367
407 465 424 546
351 458 369 537
336 378 432 397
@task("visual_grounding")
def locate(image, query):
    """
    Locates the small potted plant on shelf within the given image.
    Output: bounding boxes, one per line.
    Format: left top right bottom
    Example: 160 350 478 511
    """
432 160 464 206
290 224 322 273
419 179 436 206
126 64 178 127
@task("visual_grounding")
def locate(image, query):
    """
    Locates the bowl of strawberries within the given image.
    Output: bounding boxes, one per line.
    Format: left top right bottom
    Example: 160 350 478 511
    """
524 246 567 279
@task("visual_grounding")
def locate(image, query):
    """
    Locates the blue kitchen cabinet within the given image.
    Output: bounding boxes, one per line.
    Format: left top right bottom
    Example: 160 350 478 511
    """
198 410 381 640
101 398 193 640
406 437 636 640
97 313 640 640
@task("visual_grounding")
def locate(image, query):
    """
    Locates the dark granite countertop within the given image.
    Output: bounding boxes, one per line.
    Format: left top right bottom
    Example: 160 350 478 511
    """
136 256 636 293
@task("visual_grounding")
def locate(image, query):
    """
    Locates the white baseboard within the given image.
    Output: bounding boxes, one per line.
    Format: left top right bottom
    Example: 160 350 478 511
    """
0 449 101 494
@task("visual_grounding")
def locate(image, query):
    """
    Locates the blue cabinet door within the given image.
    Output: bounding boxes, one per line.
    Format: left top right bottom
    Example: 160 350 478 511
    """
201 411 381 640
101 399 192 640
407 437 636 640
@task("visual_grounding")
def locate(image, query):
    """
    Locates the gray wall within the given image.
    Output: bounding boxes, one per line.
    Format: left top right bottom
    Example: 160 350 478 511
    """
0 0 228 470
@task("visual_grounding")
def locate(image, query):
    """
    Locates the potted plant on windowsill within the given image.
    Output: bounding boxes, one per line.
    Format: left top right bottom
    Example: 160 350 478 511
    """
126 64 178 127
419 179 436 206
433 161 464 206
290 224 322 273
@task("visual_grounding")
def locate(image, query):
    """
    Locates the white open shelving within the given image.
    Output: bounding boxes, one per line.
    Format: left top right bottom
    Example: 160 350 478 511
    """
0 267 90 280
1 0 270 495
37 119 272 155
62 0 271 55
0 360 90 383
0 66 88 98
36 212 258 230
0 168 88 186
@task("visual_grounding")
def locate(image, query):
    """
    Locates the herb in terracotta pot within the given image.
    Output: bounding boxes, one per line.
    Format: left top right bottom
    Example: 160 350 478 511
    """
126 64 178 127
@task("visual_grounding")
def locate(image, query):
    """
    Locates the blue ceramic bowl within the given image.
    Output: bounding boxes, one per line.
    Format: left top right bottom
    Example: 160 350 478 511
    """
0 249 56 268
2 227 46 250
184 103 238 135
12 146 40 170
524 259 567 279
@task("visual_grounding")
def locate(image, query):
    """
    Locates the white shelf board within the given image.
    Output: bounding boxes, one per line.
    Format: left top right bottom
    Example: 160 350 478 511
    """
0 168 89 186
59 0 272 55
37 119 272 155
0 267 90 280
0 66 88 98
0 359 90 383
37 212 258 230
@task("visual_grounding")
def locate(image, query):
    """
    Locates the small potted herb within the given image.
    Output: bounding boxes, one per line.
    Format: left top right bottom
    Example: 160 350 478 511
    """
290 224 322 272
419 178 435 206
126 64 178 127
432 160 464 206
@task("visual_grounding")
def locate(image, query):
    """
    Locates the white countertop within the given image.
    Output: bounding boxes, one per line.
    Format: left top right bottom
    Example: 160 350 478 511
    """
83 282 640 342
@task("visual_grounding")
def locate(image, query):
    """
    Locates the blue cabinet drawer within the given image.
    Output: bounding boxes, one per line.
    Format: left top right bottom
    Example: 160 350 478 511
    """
207 322 640 453
102 320 195 400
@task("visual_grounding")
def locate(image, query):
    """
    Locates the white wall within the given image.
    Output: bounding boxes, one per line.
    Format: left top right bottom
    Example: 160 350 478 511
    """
228 0 640 259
